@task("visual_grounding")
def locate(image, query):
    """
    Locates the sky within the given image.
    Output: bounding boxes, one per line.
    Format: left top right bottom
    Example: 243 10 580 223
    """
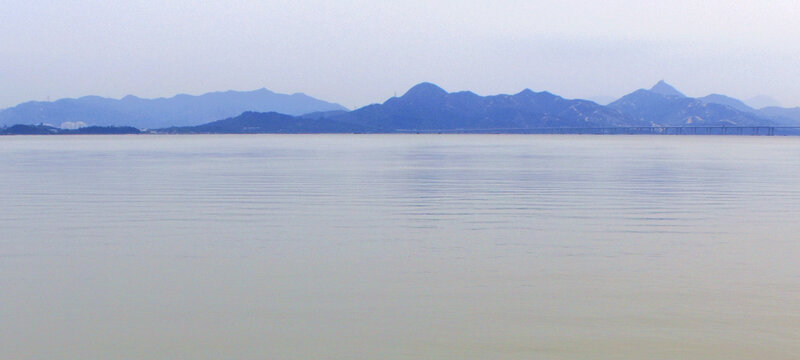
2 0 800 109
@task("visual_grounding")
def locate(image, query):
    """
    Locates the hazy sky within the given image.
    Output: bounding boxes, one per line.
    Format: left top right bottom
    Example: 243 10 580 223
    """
3 0 800 109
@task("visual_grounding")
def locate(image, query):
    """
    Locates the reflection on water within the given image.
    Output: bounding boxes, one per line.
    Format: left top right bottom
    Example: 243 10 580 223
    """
1 135 799 359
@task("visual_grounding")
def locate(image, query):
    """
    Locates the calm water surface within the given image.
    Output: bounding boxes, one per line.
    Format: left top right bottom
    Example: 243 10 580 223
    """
1 135 798 359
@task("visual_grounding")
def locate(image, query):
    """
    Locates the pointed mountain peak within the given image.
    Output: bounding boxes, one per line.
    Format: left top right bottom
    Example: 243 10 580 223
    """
650 80 686 98
402 82 448 98
515 88 536 96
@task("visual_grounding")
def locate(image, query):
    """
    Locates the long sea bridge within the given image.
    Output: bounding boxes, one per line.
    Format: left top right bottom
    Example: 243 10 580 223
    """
407 126 800 135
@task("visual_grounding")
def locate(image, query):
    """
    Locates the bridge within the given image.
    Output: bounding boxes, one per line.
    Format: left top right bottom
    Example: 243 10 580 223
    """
405 126 800 135
527 126 784 136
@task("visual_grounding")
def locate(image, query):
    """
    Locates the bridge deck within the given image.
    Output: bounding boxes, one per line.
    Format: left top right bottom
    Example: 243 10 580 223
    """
404 126 800 135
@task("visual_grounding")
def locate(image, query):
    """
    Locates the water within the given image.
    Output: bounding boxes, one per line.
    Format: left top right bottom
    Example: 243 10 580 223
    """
1 134 798 359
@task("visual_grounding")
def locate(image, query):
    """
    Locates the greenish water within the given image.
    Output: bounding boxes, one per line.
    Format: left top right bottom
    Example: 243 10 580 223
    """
1 135 798 359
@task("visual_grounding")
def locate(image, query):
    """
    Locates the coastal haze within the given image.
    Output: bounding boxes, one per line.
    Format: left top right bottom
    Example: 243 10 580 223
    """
0 88 347 129
3 1 800 109
3 0 800 358
1 135 798 359
5 80 800 134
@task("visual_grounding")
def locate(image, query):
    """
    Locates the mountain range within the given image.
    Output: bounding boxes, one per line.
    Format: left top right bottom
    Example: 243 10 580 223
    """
159 111 366 134
160 81 800 134
607 81 770 127
0 124 141 135
3 81 800 134
324 82 637 132
0 88 347 129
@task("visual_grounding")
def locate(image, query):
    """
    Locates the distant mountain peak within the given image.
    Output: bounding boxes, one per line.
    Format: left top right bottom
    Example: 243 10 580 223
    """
402 82 448 98
516 89 535 96
745 95 781 109
698 94 754 113
0 88 347 128
610 85 771 127
650 80 686 98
